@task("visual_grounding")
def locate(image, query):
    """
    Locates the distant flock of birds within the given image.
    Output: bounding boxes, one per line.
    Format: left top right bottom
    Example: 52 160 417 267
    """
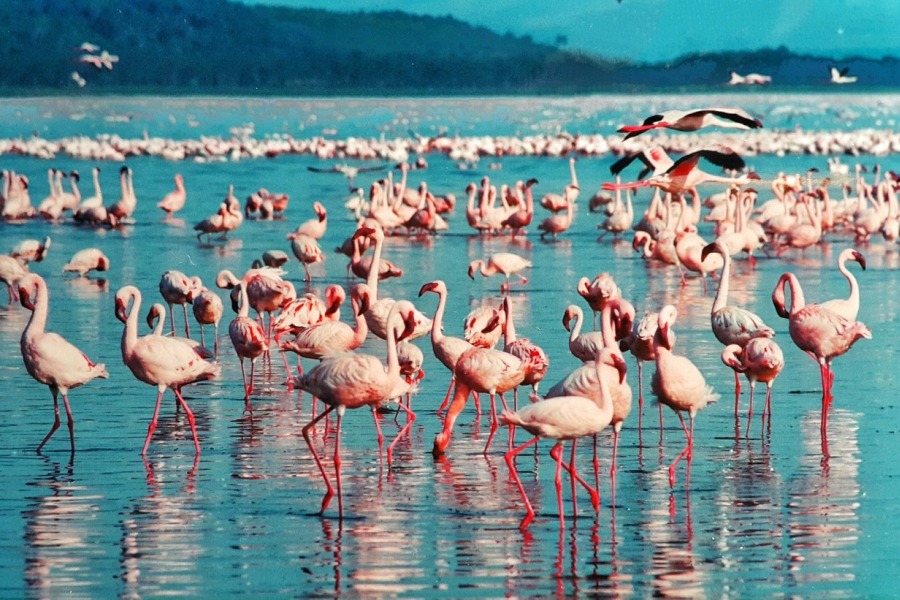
2 104 886 528
728 66 858 86
71 41 119 89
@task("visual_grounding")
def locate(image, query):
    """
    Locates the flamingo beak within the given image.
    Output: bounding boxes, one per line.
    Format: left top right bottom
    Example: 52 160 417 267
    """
19 288 34 310
853 251 867 270
700 243 717 262
611 353 628 383
562 309 572 332
358 294 370 315
418 281 437 296
146 308 157 329
114 297 128 322
467 265 475 280
482 314 501 333
353 226 376 240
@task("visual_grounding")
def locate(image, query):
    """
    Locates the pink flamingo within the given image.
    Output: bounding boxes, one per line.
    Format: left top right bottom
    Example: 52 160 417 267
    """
819 248 866 320
500 178 538 238
721 339 784 435
0 254 27 303
701 241 775 415
418 280 476 414
468 252 532 293
503 348 625 529
18 273 108 453
562 304 606 362
192 286 224 355
280 283 370 376
546 299 634 479
620 310 668 432
652 305 719 487
156 174 186 219
463 302 504 349
62 248 110 278
145 303 213 359
159 270 199 337
771 272 871 448
10 236 51 265
296 302 417 517
432 341 528 457
577 273 621 330
289 233 325 282
537 192 575 240
115 286 219 455
500 295 549 404
617 107 763 139
287 201 328 240
228 277 268 412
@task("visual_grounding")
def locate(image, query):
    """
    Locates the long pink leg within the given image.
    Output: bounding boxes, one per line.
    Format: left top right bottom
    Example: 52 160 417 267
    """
173 387 201 454
302 405 336 513
483 392 499 455
637 360 644 432
432 382 469 457
733 371 741 417
745 382 755 438
371 407 385 467
61 390 75 454
505 435 540 529
387 402 416 467
763 383 774 431
169 303 177 336
550 443 565 528
213 323 219 356
182 303 191 338
437 376 455 416
333 407 345 519
199 326 206 349
610 426 620 477
668 413 692 487
142 388 165 456
37 388 62 454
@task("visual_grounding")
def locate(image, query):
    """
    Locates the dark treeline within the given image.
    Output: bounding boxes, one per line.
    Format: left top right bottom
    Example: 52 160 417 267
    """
2 0 898 95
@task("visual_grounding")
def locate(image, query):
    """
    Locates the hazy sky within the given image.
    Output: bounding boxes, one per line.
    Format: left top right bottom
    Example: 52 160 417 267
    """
243 0 897 62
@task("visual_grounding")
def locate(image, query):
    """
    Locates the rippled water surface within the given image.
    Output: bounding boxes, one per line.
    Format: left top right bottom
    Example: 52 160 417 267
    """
0 95 898 597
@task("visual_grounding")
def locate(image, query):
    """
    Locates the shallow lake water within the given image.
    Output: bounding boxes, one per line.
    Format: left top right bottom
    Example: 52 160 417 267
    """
0 95 898 597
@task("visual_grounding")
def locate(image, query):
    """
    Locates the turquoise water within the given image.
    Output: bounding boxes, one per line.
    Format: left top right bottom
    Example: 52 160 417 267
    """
0 96 897 597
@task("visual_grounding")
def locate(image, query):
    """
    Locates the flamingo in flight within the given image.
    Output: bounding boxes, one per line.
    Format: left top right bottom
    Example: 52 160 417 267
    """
503 348 626 530
602 147 759 196
18 273 109 453
617 107 763 139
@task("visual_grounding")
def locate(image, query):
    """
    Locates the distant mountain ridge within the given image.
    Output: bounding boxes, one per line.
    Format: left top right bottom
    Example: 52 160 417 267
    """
1 0 897 94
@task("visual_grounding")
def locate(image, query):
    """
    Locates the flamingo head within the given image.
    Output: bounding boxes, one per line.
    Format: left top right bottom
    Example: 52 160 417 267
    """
721 344 746 372
352 226 378 242
325 284 346 316
655 305 678 350
418 280 443 297
467 261 478 280
215 269 239 290
562 305 577 332
350 284 370 315
608 350 628 384
610 299 636 341
851 249 867 270
700 242 722 262
314 201 327 220
771 274 792 319
114 286 139 323
17 275 39 311
146 304 163 329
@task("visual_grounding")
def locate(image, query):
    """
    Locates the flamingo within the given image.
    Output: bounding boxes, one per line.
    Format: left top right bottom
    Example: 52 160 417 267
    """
502 348 626 530
562 304 606 362
819 248 866 321
296 301 417 517
771 272 871 449
418 280 476 414
353 226 432 341
348 229 403 281
500 295 549 405
463 302 504 349
11 236 51 265
306 163 387 192
721 339 784 435
0 254 28 303
501 178 538 238
617 107 763 139
62 248 110 278
602 147 758 197
829 66 857 84
610 146 675 181
468 252 532 293
280 283 370 377
651 305 719 487
228 277 268 412
145 303 213 359
157 174 186 219
191 286 224 355
701 241 775 415
289 233 325 282
107 166 136 226
159 270 199 338
18 274 108 453
115 286 219 455
620 310 667 431
545 298 634 478
577 273 622 329
537 192 575 240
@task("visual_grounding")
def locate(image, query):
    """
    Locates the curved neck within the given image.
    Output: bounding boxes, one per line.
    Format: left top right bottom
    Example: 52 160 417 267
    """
600 304 617 350
504 303 517 345
568 307 584 346
839 255 860 310
524 182 534 213
779 273 806 314
712 249 731 313
92 169 102 198
430 289 447 345
151 304 166 336
122 290 141 356
22 279 49 342
365 232 383 295
384 307 402 380
238 282 251 318
351 295 369 345
569 158 578 188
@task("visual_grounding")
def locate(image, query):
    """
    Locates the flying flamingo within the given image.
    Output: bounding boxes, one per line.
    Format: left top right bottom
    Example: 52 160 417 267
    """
721 339 784 435
701 241 775 415
280 283 370 377
652 305 719 487
18 273 108 453
157 174 186 219
617 107 763 139
296 302 417 517
418 280 476 415
228 277 268 412
115 286 219 455
192 286 224 355
819 248 866 321
602 147 758 197
159 270 199 337
62 248 110 278
771 272 871 449
502 348 626 529
610 146 674 180
468 252 532 293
